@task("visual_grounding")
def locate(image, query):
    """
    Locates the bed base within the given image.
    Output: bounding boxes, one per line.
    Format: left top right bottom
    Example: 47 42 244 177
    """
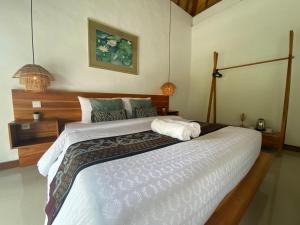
205 152 273 225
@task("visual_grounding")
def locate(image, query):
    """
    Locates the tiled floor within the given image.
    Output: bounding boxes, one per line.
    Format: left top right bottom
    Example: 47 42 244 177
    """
0 150 299 225
240 150 300 225
0 165 47 225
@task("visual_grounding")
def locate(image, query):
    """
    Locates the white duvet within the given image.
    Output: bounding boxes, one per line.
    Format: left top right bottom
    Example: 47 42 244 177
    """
38 116 261 225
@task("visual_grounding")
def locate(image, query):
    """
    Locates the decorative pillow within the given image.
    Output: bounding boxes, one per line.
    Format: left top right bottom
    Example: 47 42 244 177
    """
92 109 127 122
122 97 151 118
90 99 123 112
130 99 152 109
135 107 158 118
78 96 122 123
129 99 153 117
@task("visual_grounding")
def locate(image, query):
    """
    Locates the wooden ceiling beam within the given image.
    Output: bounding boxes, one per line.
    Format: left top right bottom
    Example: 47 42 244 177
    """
185 0 190 12
171 0 222 16
195 0 222 15
205 0 209 9
191 0 199 16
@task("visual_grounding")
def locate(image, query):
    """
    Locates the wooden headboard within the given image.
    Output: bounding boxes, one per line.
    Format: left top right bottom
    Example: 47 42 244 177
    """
11 89 169 122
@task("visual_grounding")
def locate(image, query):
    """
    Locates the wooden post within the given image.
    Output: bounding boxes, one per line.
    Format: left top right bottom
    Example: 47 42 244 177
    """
213 53 218 123
207 52 218 123
207 78 214 122
279 30 294 150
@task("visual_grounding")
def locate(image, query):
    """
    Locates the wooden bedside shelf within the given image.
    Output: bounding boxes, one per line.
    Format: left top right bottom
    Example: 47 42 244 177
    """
8 119 60 166
158 109 179 116
166 110 179 116
13 136 57 148
262 132 281 150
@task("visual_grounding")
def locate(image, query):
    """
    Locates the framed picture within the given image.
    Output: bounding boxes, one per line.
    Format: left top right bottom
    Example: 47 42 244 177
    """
88 19 138 75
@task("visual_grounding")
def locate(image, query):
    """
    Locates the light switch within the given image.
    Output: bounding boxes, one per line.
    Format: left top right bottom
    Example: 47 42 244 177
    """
32 101 41 108
21 123 31 130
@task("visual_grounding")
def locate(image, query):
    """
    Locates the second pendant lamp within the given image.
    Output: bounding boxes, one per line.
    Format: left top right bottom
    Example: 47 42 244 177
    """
161 0 176 96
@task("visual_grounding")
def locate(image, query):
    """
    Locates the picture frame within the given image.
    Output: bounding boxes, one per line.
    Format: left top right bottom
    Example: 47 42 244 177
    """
88 19 138 75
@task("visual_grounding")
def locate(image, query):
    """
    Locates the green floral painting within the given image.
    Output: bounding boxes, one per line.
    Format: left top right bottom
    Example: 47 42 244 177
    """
96 30 133 67
89 19 138 75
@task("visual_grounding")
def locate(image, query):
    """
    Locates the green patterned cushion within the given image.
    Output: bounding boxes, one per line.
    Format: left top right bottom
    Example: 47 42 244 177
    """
135 107 158 118
90 99 123 112
130 99 152 109
92 109 127 122
130 99 153 117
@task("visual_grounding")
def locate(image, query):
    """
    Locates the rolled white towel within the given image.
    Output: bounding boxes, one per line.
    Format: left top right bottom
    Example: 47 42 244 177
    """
164 119 201 138
151 119 192 141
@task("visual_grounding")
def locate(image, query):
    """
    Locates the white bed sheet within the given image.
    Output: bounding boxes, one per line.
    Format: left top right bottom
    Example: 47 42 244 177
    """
38 116 261 225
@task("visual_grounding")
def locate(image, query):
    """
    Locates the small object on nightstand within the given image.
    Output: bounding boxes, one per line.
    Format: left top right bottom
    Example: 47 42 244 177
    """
240 113 247 127
8 119 60 166
256 118 266 131
166 110 179 116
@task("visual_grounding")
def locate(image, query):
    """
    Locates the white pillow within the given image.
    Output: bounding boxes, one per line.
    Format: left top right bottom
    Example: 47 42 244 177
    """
78 96 93 123
122 97 151 118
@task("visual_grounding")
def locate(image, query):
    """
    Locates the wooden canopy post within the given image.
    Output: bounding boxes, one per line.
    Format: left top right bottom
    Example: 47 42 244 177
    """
207 52 219 123
279 30 294 150
205 30 295 151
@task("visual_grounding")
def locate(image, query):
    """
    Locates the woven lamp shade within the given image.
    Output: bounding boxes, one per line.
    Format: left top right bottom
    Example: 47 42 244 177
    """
13 64 54 92
161 82 176 96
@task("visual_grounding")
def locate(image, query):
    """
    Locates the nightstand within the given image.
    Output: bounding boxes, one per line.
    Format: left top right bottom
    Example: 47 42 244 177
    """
8 119 60 166
166 110 179 116
223 124 282 151
262 132 281 150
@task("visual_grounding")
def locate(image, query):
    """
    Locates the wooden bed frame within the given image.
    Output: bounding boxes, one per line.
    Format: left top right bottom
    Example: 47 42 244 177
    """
10 89 273 225
11 89 170 122
205 152 272 225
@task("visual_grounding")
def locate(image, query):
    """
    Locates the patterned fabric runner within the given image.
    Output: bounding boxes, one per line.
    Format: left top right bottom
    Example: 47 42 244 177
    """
196 122 227 135
46 122 226 225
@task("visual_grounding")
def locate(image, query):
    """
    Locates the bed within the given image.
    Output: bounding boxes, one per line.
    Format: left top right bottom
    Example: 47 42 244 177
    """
11 89 272 225
37 115 262 225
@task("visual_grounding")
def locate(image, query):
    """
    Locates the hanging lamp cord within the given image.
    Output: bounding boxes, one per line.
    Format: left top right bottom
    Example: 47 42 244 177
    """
30 0 35 64
168 0 172 82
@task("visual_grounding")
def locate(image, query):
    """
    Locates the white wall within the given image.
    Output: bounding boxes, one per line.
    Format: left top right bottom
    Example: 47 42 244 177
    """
0 0 192 162
190 0 300 146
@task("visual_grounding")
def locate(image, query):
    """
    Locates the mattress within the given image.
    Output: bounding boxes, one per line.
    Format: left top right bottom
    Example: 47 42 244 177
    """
38 116 261 225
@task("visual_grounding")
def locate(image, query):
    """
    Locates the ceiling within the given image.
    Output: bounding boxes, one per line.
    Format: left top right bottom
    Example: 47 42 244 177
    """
171 0 222 17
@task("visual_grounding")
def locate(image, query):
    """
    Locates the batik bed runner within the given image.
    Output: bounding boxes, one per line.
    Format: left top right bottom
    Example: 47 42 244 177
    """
46 122 226 225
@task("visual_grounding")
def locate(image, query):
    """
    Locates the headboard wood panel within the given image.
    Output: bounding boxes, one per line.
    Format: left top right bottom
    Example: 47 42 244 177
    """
12 89 169 122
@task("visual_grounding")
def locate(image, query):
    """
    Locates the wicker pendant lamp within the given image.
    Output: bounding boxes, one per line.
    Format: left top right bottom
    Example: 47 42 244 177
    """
161 0 176 96
13 0 53 93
